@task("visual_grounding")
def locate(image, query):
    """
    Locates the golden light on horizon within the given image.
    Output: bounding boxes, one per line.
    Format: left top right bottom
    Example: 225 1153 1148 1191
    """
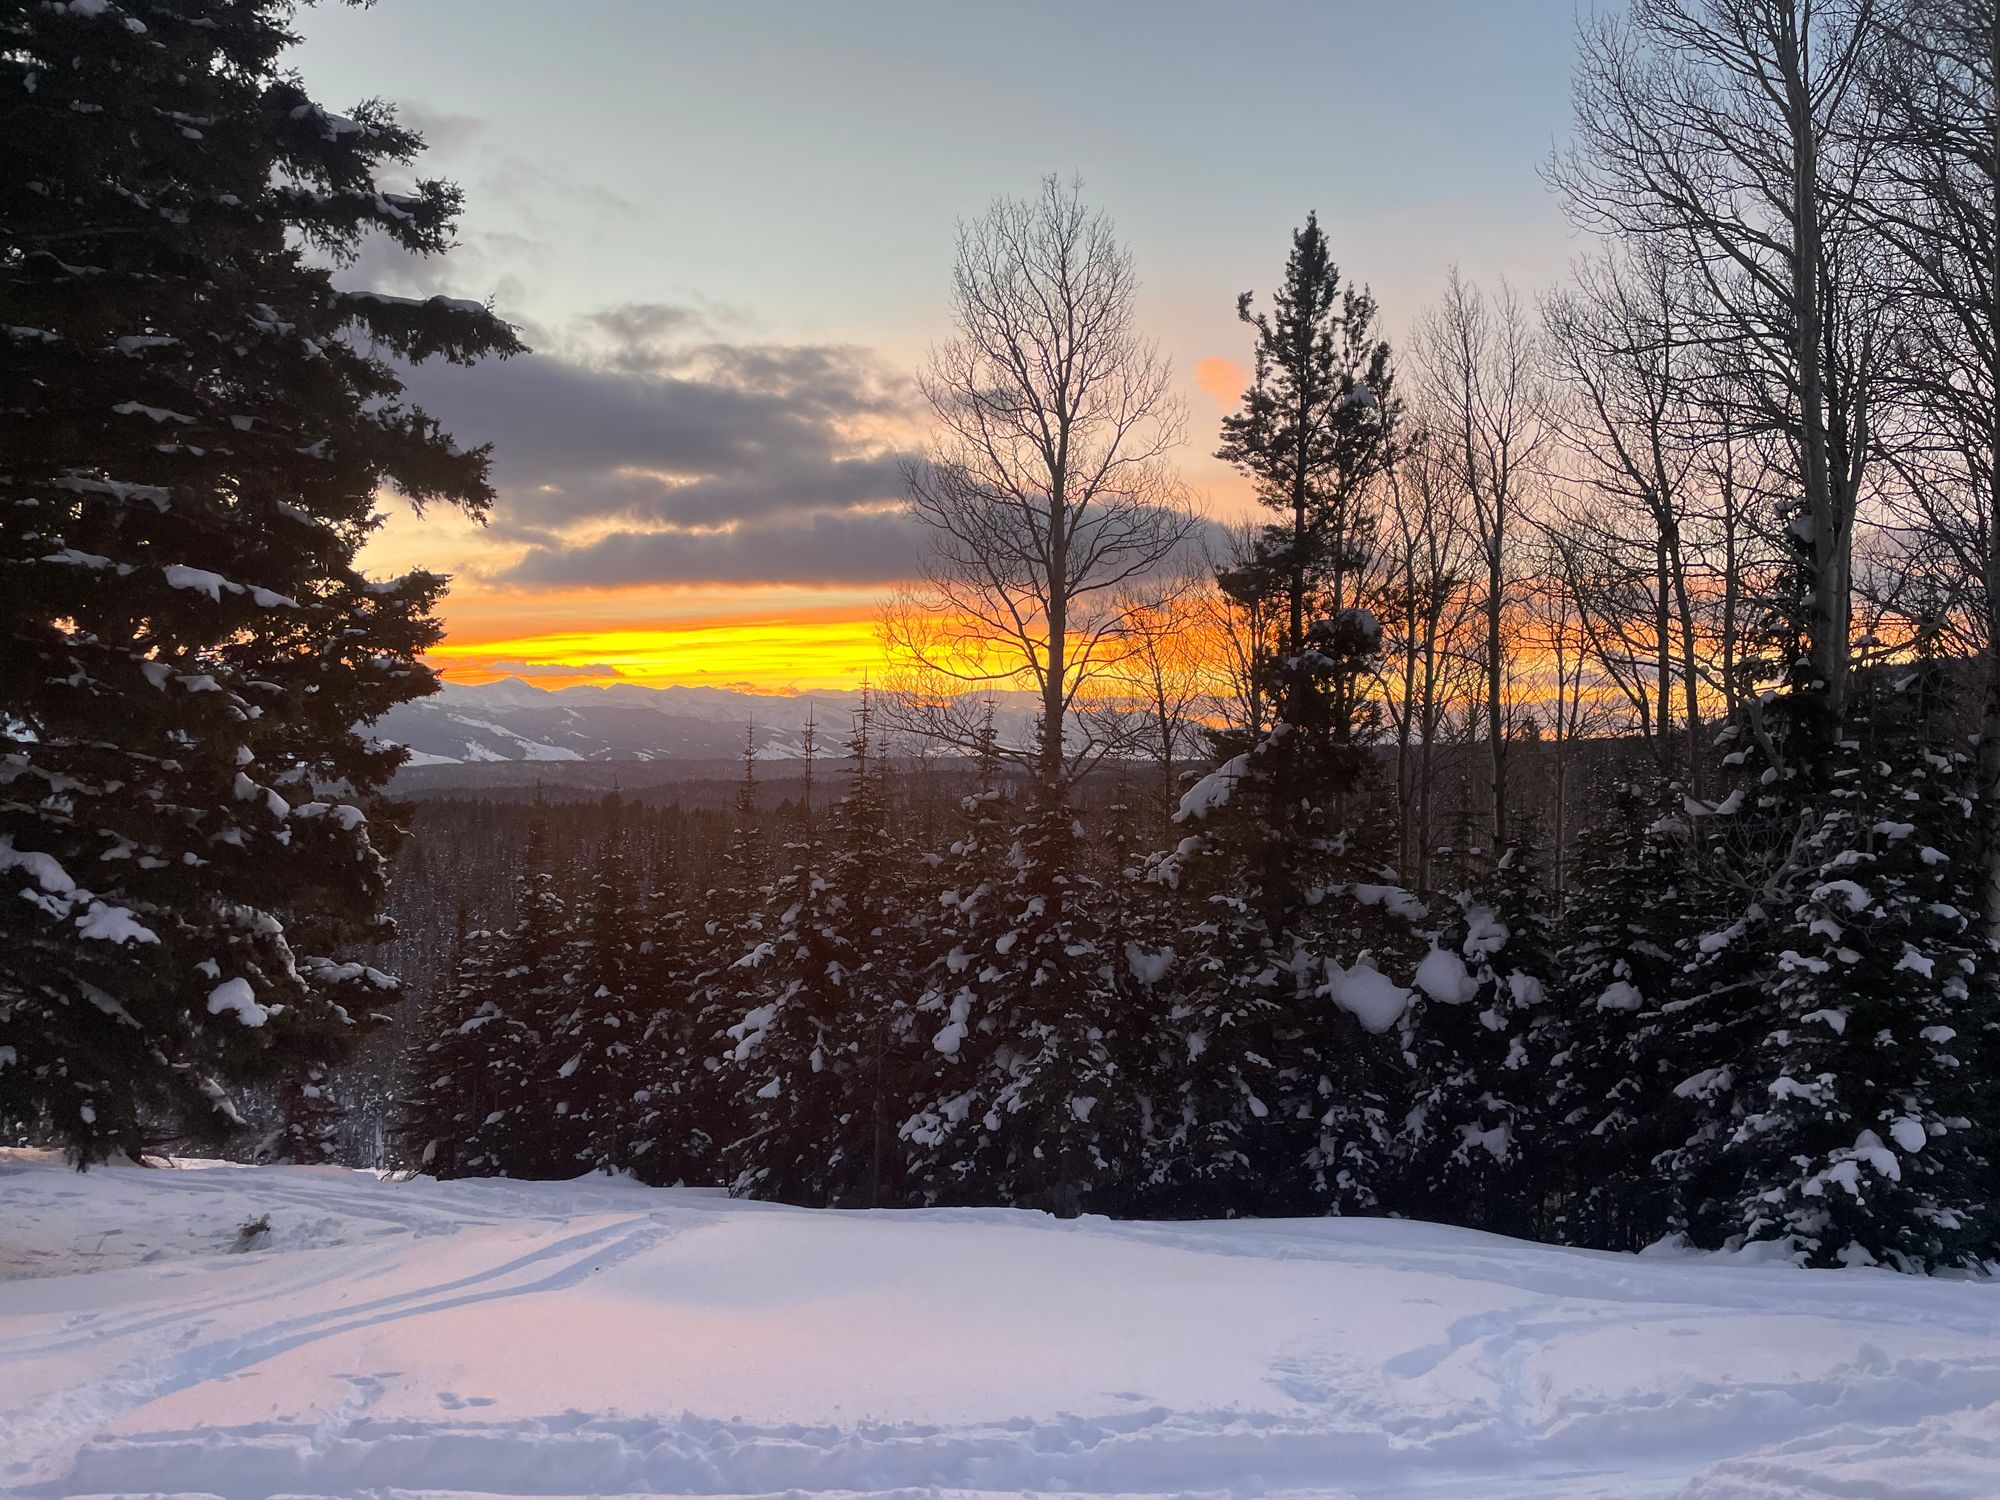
426 609 894 694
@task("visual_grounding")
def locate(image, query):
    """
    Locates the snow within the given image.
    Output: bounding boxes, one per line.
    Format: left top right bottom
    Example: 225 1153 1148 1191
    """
4 1156 1998 1500
520 739 584 762
1175 752 1248 821
2 838 158 945
72 903 158 945
1414 945 1477 1004
1896 943 1937 979
0 836 76 896
1324 959 1412 1033
111 399 194 425
1596 980 1643 1011
1124 942 1174 986
1685 787 1746 817
1814 879 1873 914
1460 906 1509 959
162 563 237 601
38 547 114 569
49 472 170 508
205 977 268 1028
1353 882 1426 921
1890 1117 1929 1154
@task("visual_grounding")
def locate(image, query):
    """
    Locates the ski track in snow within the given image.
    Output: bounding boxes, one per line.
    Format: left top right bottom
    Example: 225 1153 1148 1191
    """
1 1152 1997 1499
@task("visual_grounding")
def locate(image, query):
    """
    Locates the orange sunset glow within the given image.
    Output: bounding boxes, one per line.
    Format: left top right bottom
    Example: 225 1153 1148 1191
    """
427 609 892 692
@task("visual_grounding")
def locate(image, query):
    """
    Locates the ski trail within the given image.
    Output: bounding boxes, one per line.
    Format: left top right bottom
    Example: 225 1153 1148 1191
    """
5 1153 1998 1500
2 1199 675 1492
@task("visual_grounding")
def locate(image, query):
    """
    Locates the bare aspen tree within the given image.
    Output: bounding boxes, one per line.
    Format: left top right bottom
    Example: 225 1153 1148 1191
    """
1412 271 1549 845
1521 532 1613 908
1543 244 1714 789
1201 520 1284 738
1108 578 1212 817
886 177 1195 790
1553 0 1886 729
1380 436 1480 886
1861 0 2000 926
1536 489 1672 749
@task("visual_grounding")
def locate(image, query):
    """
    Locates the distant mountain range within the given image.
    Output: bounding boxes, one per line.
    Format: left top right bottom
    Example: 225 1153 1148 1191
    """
370 678 1039 767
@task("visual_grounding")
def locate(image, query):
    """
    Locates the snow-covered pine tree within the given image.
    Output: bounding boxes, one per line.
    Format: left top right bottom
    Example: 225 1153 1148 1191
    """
480 798 572 1178
1398 811 1557 1235
953 776 1134 1216
262 1063 343 1165
822 696 922 1208
0 0 522 1160
728 706 922 1207
1145 611 1410 1217
545 792 644 1176
1090 772 1181 1216
1652 493 1849 1248
397 923 528 1179
1543 775 1694 1249
901 710 1015 1204
666 738 771 1181
1139 752 1294 1213
721 723 851 1202
627 852 707 1185
1713 645 1991 1270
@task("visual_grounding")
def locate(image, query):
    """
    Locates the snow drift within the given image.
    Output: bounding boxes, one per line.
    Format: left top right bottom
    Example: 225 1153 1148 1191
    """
2 1150 1997 1499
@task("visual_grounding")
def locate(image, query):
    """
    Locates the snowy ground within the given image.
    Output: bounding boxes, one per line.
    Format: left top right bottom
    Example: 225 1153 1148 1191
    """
2 1152 1997 1499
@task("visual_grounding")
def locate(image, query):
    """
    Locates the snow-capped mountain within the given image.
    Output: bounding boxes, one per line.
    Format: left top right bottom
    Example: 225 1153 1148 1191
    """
370 678 1037 765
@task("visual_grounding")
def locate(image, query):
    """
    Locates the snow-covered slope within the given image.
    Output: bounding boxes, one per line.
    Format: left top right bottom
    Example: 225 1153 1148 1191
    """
371 680 1046 765
2 1153 1997 1499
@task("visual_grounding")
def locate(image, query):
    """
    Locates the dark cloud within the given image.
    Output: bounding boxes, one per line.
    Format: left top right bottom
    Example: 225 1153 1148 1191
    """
463 659 628 679
505 509 925 589
578 452 908 531
330 176 922 591
381 308 918 582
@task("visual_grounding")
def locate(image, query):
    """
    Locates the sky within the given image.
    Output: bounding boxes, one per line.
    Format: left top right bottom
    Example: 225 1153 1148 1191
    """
294 0 1587 692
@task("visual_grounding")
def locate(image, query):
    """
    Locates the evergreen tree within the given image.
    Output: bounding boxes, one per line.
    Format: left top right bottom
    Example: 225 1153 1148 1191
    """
1142 747 1299 1214
1543 776 1694 1248
1091 773 1181 1215
546 792 644 1175
960 780 1135 1216
1399 813 1557 1234
263 1063 343 1165
397 924 526 1179
628 859 706 1185
727 707 922 1207
722 724 860 1203
1654 500 1857 1248
0 0 524 1160
902 711 1015 1204
482 798 571 1177
1217 213 1398 658
0 0 522 1160
1713 652 1991 1268
1145 612 1409 1216
676 734 768 1171
824 698 921 1208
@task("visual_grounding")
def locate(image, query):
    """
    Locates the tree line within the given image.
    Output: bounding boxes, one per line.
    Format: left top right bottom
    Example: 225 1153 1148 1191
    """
9 0 2000 1274
396 0 2000 1271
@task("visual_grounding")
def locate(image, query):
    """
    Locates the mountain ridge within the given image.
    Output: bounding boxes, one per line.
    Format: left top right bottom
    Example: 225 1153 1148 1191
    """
372 676 1041 766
